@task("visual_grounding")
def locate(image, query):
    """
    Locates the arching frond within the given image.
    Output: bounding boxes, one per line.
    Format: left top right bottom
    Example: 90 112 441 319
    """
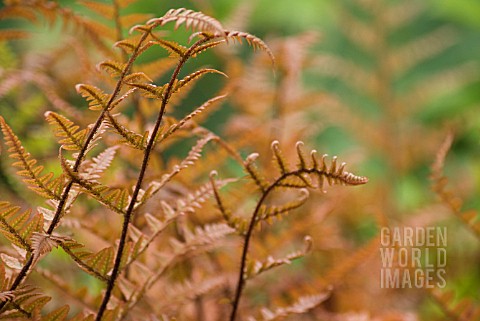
190 39 225 57
80 146 118 182
151 38 188 57
126 82 167 100
257 189 309 223
244 153 270 192
0 201 42 251
75 84 110 111
146 133 217 192
271 141 290 175
97 60 127 78
245 236 312 280
45 112 87 151
58 238 111 281
0 117 65 200
210 171 248 234
105 113 148 150
173 68 227 94
1 285 50 317
161 94 227 141
146 8 224 35
431 133 480 238
122 72 152 84
169 223 235 258
224 30 275 65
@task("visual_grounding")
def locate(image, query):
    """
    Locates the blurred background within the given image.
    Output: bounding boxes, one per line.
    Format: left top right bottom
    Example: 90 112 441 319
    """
1 0 479 320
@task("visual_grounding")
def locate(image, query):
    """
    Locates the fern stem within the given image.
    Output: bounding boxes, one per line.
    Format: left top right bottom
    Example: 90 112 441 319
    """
230 167 345 320
0 29 150 315
230 178 278 321
95 37 211 321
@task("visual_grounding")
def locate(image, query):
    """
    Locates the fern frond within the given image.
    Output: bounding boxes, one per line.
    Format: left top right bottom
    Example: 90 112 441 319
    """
4 285 50 316
122 72 152 84
82 184 129 215
85 247 114 278
245 235 312 280
114 38 139 54
146 8 224 35
30 232 62 262
75 84 110 111
97 60 127 78
1 253 23 270
151 38 188 57
79 146 118 182
172 223 235 255
58 238 111 281
271 141 290 175
146 133 217 193
41 304 69 321
309 149 368 188
257 189 309 223
60 149 127 215
0 117 65 200
105 113 148 150
45 112 87 151
247 292 330 321
295 141 309 169
161 94 227 140
431 133 480 238
158 275 226 310
126 82 167 100
244 153 270 192
224 30 275 65
173 68 227 94
0 202 37 251
190 39 225 57
39 237 108 282
210 171 248 234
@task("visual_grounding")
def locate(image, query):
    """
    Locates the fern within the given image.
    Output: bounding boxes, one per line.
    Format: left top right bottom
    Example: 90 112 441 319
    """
146 8 224 35
0 117 65 200
213 140 367 320
431 133 480 238
247 292 330 321
0 202 42 252
0 3 384 321
45 112 87 151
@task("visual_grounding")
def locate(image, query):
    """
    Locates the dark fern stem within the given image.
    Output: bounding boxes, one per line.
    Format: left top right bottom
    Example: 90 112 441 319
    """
0 28 150 315
95 36 211 320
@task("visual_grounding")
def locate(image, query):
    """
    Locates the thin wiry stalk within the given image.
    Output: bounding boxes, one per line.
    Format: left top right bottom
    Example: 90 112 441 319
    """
95 36 212 321
0 30 150 314
230 168 344 321
230 177 278 321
